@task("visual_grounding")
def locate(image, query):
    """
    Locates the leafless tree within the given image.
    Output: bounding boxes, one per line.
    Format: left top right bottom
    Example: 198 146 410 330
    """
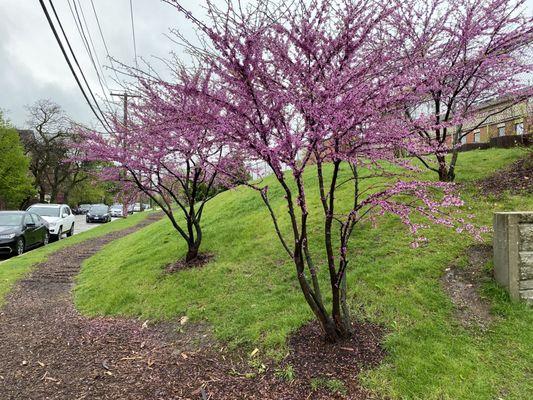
22 99 88 203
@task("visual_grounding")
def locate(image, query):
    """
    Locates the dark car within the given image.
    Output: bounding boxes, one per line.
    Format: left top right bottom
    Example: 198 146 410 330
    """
86 205 111 223
73 204 91 215
0 211 49 257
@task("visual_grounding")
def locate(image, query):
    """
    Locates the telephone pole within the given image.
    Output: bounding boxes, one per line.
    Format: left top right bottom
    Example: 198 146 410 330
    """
110 91 140 216
110 91 140 128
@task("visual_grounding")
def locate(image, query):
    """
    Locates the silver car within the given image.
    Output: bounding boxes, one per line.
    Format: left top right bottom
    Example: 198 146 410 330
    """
109 204 124 218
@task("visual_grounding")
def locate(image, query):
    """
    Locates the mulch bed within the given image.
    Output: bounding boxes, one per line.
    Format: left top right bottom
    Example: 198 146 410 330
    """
474 152 533 197
0 213 385 399
196 320 385 400
441 244 494 330
164 253 214 274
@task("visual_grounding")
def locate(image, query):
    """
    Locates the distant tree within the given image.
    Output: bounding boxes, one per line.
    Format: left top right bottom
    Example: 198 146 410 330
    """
66 173 114 206
398 0 533 181
0 113 34 209
22 100 89 202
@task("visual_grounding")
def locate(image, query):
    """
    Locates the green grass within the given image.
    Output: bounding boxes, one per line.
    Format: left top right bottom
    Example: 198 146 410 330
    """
310 377 347 395
0 212 151 306
72 147 532 399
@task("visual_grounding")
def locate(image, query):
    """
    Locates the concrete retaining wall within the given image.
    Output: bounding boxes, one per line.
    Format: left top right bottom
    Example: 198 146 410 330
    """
493 212 533 304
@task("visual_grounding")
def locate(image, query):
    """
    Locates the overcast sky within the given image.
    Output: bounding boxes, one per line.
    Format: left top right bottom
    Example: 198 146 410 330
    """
1 1 532 130
0 0 212 129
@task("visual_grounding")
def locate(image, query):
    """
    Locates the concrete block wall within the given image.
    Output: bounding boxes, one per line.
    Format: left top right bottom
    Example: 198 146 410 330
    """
493 212 533 304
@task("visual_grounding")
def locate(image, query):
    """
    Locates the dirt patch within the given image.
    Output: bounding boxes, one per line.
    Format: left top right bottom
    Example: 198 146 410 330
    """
441 244 494 329
280 320 386 398
199 320 386 400
0 212 384 399
164 252 214 273
474 153 533 197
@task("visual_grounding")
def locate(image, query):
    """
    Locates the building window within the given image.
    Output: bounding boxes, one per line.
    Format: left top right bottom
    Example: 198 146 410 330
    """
460 134 467 144
515 122 524 135
498 126 505 137
474 130 480 143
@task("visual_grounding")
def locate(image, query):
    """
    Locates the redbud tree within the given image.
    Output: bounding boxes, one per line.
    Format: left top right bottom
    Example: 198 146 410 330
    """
80 71 243 262
398 0 532 182
167 0 480 341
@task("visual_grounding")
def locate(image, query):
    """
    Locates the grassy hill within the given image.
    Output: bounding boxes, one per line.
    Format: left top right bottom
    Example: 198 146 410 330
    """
73 148 532 399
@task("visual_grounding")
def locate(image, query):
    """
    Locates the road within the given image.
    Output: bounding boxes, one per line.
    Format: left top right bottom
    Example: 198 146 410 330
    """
72 214 119 235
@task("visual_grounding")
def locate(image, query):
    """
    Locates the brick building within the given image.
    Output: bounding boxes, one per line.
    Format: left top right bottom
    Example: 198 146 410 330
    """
451 94 532 145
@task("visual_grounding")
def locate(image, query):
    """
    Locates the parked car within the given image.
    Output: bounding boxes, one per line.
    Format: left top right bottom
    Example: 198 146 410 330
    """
109 204 124 218
0 211 49 256
73 204 91 215
86 204 111 223
27 204 75 240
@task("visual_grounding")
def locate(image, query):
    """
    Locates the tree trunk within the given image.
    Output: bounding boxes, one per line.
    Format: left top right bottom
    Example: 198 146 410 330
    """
185 243 199 263
321 307 350 342
447 148 459 182
436 154 455 182
49 189 58 203
331 288 351 340
293 255 350 343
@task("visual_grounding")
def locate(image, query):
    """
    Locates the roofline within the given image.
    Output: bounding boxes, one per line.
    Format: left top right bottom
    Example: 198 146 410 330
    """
473 88 532 111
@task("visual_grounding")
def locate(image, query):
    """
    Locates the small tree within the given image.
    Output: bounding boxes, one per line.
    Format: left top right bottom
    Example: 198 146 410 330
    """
168 0 479 341
398 0 532 181
80 71 245 262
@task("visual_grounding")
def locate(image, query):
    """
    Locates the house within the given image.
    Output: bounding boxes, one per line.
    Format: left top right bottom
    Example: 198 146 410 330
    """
450 94 532 146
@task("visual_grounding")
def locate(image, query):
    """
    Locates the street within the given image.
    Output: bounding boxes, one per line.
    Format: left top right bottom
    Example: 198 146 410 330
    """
72 214 119 236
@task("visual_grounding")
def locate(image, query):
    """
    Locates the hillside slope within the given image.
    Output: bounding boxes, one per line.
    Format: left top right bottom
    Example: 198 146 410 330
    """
74 148 533 400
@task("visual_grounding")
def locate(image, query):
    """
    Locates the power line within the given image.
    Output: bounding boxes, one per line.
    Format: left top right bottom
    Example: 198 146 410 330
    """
67 0 112 111
129 0 138 67
75 0 111 92
39 0 112 132
48 0 113 128
67 0 91 65
89 0 121 83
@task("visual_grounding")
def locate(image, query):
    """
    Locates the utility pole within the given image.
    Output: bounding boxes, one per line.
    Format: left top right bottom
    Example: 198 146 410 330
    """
110 91 140 217
110 91 140 128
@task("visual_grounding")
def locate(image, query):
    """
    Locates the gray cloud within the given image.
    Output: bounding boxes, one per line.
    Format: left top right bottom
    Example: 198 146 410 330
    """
0 0 207 128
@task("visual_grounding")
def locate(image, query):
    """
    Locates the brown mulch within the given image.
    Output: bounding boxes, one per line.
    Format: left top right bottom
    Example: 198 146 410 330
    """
164 253 214 273
474 152 533 197
0 213 385 399
441 244 494 330
279 321 386 399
